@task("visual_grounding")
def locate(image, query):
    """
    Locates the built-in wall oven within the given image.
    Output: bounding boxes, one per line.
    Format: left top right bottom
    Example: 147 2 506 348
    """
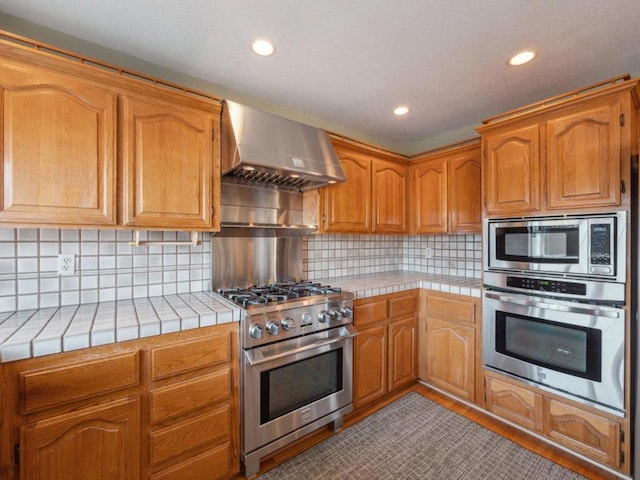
483 212 627 416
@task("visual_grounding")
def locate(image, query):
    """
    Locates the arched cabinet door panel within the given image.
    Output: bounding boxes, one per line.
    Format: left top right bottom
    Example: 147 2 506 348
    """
120 95 215 229
484 124 540 216
21 398 140 480
0 61 116 226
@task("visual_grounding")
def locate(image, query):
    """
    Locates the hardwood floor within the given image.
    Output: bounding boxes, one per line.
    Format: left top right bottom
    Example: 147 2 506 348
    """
245 383 624 479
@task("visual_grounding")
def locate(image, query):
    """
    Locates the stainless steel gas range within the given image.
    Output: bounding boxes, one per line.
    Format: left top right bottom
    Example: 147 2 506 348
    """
217 281 356 477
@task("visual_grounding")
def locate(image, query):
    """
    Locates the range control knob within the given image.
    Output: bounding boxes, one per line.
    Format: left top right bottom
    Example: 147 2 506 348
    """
281 317 295 331
266 320 280 336
333 310 343 321
341 306 353 318
249 324 264 339
318 310 331 323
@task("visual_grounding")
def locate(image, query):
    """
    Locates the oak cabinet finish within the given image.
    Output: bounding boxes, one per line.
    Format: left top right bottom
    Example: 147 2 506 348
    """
353 324 387 407
479 77 639 217
321 151 371 233
0 324 239 480
485 372 543 432
546 99 621 209
484 370 627 472
21 397 140 480
0 38 221 231
321 139 407 234
372 159 408 233
420 291 481 403
0 56 117 226
120 95 216 229
545 398 621 468
353 291 418 409
483 124 541 216
410 142 481 234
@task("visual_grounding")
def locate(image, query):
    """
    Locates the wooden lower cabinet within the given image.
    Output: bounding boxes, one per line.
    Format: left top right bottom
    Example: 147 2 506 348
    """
424 318 475 401
0 323 239 480
485 374 542 432
353 290 418 408
420 291 481 403
21 397 140 480
485 371 627 472
545 398 621 468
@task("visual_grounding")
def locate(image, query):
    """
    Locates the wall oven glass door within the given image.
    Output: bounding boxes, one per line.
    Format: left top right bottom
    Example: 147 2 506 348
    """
488 218 588 273
483 291 625 413
243 326 355 455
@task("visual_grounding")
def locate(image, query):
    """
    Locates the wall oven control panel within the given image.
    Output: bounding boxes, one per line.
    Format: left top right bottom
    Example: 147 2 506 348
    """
506 276 587 295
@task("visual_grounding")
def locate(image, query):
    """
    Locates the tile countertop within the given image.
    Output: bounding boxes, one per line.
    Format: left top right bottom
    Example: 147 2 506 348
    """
0 291 244 363
315 272 482 300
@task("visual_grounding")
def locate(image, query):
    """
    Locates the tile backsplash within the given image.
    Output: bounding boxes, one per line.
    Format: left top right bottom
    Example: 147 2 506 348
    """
0 229 211 312
0 228 482 312
304 233 481 280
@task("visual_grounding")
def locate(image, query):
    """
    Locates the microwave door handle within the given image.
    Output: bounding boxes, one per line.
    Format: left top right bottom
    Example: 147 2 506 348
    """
484 292 621 318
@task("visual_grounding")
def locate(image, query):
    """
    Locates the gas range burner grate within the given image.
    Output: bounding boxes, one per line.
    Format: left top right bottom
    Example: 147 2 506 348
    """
218 281 342 308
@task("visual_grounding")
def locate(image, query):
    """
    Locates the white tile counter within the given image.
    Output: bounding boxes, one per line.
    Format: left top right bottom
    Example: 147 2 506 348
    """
0 291 244 363
316 272 482 299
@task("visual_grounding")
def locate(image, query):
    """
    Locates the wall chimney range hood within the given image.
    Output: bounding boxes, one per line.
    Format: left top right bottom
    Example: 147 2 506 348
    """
220 100 346 191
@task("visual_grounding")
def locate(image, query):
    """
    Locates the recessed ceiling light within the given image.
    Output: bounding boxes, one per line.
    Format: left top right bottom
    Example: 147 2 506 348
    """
508 50 536 66
252 39 275 57
393 106 410 116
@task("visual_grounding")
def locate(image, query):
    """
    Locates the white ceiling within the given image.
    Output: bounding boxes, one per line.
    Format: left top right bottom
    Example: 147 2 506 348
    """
1 0 640 155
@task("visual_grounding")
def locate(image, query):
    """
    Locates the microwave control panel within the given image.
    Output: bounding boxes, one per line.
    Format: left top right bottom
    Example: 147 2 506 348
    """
590 223 612 269
506 276 587 296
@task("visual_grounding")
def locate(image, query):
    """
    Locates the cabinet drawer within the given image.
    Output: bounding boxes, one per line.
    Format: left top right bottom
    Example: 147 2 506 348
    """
485 375 542 432
150 404 230 465
388 292 418 319
354 299 387 328
21 351 139 413
151 334 230 380
150 368 230 424
545 398 620 467
151 442 231 480
426 295 475 324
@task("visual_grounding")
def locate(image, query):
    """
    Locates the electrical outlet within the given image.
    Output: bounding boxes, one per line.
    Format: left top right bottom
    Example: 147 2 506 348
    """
425 247 433 258
57 254 75 275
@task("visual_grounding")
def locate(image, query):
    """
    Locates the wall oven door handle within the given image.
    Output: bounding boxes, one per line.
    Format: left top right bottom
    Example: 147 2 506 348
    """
484 291 621 318
245 326 358 367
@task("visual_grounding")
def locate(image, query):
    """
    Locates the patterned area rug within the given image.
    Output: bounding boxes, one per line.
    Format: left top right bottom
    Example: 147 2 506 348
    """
256 392 586 480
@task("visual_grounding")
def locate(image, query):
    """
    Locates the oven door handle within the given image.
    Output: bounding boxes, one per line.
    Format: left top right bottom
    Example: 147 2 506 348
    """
484 291 622 318
245 329 359 366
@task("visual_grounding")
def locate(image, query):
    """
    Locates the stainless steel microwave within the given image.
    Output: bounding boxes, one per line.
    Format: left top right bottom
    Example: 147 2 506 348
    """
484 212 626 283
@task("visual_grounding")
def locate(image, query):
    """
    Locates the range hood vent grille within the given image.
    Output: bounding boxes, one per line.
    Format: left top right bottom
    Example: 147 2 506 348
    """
224 168 312 190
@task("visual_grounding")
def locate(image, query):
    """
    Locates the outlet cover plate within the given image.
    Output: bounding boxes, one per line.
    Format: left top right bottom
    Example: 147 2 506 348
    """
57 254 75 275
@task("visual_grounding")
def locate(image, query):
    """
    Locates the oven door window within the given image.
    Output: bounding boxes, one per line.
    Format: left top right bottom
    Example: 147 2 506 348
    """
495 312 601 381
496 225 580 263
260 348 343 425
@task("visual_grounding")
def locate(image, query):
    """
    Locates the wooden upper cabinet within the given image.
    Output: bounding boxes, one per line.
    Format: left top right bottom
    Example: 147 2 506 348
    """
448 151 481 232
0 60 116 226
480 77 640 217
409 142 481 234
120 95 215 229
546 99 621 209
484 124 540 216
372 159 407 233
322 151 371 233
411 158 447 234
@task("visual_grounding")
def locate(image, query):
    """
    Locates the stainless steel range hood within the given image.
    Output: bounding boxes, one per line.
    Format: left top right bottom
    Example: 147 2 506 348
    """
220 100 346 191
